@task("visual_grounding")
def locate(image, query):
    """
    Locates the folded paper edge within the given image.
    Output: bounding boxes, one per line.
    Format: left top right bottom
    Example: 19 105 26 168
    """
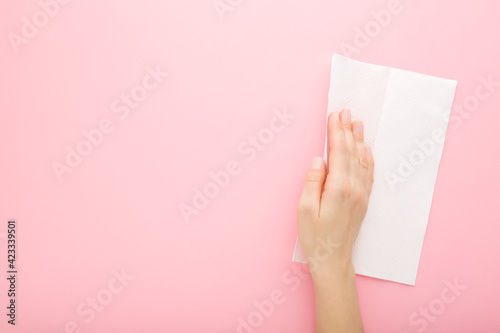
332 53 458 86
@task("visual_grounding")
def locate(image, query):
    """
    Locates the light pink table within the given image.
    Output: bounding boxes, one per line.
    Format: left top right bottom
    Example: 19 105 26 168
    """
1 1 499 332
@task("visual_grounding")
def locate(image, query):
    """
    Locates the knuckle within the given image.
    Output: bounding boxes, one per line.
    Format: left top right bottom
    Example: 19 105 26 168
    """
359 158 368 169
297 200 315 217
325 174 355 200
305 170 324 184
335 140 348 155
340 177 351 199
351 183 364 206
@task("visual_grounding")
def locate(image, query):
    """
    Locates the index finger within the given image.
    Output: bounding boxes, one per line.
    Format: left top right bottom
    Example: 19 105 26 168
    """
327 111 349 177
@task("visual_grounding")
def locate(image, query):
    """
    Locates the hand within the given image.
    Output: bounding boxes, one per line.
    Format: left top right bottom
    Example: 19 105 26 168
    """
297 108 374 276
296 109 374 333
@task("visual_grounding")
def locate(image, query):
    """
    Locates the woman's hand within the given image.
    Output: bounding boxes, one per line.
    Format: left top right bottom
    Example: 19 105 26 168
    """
297 109 374 333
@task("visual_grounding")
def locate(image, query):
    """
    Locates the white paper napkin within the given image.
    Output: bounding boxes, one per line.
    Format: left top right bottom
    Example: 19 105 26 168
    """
292 54 457 285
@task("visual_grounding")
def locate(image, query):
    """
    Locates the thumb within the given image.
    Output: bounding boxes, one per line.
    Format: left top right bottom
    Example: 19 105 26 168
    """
297 157 326 220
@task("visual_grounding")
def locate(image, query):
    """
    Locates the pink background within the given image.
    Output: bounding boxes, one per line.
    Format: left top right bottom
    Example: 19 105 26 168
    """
1 0 499 332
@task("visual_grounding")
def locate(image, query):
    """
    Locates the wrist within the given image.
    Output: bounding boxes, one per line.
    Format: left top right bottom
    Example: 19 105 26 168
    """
310 261 355 286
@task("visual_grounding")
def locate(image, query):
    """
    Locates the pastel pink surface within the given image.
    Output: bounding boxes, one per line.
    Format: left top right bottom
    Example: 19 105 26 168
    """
0 1 499 332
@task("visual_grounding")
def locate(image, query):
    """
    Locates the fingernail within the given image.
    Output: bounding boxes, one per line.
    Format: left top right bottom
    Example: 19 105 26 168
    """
365 146 373 157
353 121 363 135
311 157 323 169
342 109 351 123
333 112 339 121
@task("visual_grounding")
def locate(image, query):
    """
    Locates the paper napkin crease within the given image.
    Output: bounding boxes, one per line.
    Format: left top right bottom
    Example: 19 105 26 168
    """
292 54 457 285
